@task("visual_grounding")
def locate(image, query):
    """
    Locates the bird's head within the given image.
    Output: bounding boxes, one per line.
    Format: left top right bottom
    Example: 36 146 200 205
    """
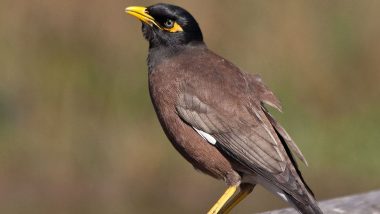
125 3 203 48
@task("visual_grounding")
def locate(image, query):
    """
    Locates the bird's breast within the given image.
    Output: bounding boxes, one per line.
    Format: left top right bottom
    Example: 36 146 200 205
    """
147 68 240 184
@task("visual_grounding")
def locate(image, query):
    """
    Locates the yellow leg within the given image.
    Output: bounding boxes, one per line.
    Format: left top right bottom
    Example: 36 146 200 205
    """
219 183 255 214
207 185 238 214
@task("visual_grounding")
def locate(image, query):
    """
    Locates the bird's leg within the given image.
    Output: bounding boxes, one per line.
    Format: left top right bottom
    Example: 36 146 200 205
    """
207 185 238 214
219 183 256 214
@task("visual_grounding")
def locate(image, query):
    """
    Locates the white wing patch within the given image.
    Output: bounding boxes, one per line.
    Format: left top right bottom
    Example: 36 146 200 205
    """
193 127 217 145
276 191 289 202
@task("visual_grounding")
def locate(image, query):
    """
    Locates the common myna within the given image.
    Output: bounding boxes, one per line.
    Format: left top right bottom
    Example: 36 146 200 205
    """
125 3 322 214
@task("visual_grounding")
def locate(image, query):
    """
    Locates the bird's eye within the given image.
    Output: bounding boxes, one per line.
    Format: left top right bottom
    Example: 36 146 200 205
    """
164 19 174 28
161 19 183 32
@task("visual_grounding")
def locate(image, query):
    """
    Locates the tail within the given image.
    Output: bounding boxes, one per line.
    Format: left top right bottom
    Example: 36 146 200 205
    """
259 175 323 214
262 107 323 213
285 191 323 214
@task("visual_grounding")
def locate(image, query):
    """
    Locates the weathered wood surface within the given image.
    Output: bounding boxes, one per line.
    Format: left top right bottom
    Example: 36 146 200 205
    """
261 190 380 214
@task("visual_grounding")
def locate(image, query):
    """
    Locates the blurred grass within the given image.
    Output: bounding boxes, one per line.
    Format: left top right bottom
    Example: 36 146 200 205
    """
0 0 379 213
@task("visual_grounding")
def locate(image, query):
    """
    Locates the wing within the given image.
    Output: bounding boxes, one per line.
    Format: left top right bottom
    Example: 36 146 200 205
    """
176 90 288 174
176 72 311 202
246 73 308 165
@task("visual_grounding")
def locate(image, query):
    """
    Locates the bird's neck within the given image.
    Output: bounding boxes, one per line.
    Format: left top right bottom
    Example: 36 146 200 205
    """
147 41 206 73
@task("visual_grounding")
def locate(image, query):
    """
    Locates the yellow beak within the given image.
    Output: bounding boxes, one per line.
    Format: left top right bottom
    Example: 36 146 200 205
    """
125 6 162 29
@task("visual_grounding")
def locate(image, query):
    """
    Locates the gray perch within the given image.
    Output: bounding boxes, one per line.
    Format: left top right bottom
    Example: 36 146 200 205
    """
261 190 380 214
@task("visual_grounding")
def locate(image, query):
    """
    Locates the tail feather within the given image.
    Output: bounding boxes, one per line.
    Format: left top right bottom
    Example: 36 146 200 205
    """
258 176 323 214
285 191 323 214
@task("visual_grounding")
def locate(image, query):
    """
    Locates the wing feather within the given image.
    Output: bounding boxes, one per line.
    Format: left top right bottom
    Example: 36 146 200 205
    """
247 73 308 166
175 66 310 203
177 92 286 174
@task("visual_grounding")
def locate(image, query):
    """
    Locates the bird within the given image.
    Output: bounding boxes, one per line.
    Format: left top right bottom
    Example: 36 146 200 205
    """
125 3 322 214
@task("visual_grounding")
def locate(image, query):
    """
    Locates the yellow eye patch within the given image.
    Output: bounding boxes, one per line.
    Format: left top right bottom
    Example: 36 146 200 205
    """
163 22 183 33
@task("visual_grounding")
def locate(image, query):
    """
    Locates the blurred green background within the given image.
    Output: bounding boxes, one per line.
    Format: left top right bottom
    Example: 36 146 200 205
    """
1 0 379 213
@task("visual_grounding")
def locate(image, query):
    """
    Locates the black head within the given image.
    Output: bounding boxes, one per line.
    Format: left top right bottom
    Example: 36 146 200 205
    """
126 4 203 48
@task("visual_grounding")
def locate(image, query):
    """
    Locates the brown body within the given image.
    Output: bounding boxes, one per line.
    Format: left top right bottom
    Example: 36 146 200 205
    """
149 45 241 185
149 44 294 184
148 44 320 212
